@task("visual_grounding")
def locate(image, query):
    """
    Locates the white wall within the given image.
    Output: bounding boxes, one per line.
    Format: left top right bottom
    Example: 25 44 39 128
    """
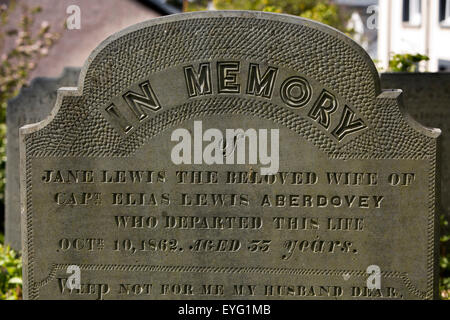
429 0 450 71
378 0 391 69
378 0 450 72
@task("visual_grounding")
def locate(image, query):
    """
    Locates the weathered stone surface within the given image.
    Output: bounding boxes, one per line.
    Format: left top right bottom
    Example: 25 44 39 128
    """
6 67 80 250
20 12 440 300
381 73 450 218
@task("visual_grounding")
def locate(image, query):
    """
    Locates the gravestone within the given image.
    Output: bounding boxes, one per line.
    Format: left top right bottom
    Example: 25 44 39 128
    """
20 12 440 300
6 67 80 250
381 73 450 218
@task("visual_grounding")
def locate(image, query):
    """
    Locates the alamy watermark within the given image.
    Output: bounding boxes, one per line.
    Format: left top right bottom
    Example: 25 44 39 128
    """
66 5 81 30
366 265 381 290
66 265 81 290
366 5 379 30
171 121 280 175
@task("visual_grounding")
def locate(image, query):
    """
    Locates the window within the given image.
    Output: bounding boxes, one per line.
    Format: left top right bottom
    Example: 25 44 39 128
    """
403 0 422 26
438 59 450 72
440 0 450 25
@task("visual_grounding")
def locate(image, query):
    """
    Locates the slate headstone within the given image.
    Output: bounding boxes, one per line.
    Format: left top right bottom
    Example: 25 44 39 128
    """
20 12 440 300
381 73 450 218
6 67 80 250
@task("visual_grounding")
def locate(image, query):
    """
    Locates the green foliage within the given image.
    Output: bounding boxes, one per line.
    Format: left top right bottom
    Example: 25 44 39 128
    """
186 0 210 11
388 53 430 72
298 2 344 30
0 4 59 300
441 214 450 300
0 240 22 300
186 0 350 32
0 0 59 206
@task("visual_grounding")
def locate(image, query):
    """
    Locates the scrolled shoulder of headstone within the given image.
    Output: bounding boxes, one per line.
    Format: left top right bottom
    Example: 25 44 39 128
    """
5 67 80 252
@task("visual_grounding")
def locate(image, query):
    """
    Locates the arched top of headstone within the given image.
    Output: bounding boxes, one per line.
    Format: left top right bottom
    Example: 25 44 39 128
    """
78 11 381 100
22 11 439 159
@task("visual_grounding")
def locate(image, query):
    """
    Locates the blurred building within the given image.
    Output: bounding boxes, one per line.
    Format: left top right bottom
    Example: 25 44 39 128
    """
378 0 450 72
2 0 171 79
333 0 379 58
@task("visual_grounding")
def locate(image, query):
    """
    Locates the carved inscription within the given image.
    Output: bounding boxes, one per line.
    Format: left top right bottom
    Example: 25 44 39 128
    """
104 61 367 142
30 138 428 300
